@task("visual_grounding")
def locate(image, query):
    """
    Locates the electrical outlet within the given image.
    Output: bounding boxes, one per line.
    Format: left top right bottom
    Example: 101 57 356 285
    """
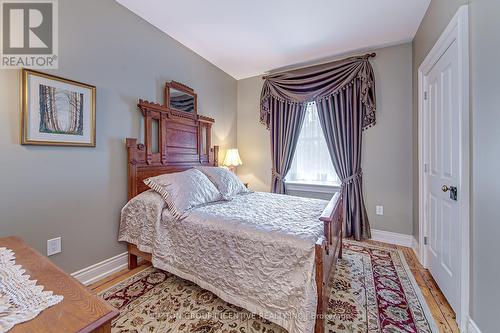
376 205 384 216
47 237 61 256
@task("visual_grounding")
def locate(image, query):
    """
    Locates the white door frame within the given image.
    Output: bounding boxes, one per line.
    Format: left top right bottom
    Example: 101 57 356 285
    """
417 5 469 331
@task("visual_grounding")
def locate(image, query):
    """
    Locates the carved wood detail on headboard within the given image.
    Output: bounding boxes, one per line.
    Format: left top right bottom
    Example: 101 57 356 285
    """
126 90 219 200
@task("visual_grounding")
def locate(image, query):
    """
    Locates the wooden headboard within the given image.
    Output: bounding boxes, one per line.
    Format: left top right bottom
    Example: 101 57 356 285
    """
126 96 219 200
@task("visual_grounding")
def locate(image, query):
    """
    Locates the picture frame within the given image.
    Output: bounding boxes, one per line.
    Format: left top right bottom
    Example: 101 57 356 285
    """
21 69 96 147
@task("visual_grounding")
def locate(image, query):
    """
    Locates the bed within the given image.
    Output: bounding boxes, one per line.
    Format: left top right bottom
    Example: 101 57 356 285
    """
119 92 343 333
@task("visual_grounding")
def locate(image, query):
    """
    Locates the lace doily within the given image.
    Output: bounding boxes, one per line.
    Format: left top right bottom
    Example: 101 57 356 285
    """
0 247 63 332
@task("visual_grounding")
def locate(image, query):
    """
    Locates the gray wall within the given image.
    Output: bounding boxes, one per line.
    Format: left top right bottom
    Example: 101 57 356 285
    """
411 0 467 238
0 0 237 273
413 0 500 331
236 76 271 192
237 43 413 235
469 0 500 331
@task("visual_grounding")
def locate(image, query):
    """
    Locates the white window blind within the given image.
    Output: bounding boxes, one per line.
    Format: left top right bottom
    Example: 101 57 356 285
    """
286 102 340 185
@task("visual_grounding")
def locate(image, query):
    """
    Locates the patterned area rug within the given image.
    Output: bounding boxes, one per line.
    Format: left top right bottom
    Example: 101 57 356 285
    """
99 240 438 332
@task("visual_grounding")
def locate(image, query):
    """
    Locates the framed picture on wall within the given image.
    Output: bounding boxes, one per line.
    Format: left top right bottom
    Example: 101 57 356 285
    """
21 69 96 146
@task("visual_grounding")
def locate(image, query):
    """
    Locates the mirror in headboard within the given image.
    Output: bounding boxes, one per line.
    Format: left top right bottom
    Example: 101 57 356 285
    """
165 81 197 116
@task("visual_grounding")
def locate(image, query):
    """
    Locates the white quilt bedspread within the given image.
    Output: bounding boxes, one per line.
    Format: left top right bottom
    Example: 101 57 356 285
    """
119 191 328 333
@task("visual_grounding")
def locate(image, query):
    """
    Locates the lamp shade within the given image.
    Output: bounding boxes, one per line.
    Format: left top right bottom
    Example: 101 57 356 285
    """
223 148 242 167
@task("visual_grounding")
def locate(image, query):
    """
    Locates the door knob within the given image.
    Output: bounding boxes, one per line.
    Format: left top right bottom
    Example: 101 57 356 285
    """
442 185 458 200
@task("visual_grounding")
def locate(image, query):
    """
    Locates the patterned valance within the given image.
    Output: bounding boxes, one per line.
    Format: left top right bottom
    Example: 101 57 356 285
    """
260 54 376 130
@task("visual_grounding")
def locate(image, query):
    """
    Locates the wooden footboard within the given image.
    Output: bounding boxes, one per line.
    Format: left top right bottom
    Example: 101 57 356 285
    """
314 192 343 333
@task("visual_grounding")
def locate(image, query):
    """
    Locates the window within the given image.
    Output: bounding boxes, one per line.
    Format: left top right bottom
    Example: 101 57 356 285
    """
285 102 340 186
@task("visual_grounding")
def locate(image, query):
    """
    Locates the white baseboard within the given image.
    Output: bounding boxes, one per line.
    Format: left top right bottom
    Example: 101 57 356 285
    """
371 229 413 247
467 318 481 333
71 252 128 286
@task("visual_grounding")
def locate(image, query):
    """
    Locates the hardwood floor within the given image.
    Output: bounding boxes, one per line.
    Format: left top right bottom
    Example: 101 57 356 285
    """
90 261 151 293
90 242 459 333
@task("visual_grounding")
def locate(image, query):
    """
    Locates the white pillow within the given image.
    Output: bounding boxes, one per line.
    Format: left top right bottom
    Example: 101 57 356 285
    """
195 166 250 199
144 169 222 219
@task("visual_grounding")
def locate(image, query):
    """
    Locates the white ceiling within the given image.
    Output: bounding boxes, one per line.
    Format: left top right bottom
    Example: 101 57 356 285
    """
116 0 430 79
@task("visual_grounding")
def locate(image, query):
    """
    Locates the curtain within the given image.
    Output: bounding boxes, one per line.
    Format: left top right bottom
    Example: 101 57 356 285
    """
287 103 340 184
270 100 306 194
316 85 371 240
260 55 376 130
260 54 376 240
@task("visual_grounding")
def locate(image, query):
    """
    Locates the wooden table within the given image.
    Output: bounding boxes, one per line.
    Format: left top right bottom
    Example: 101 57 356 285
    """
0 236 119 333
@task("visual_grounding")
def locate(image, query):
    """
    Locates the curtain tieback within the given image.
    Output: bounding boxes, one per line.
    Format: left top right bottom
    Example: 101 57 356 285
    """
271 169 283 180
341 169 363 186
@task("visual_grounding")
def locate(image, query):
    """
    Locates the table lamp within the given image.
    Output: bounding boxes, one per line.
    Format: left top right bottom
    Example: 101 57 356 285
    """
223 148 242 172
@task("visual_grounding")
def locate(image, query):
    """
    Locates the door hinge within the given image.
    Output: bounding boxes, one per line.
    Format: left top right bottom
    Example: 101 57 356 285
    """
424 236 428 245
424 163 428 173
424 91 428 100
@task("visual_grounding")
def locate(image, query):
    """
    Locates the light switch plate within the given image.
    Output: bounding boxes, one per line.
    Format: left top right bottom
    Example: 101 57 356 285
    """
376 205 384 215
47 237 61 256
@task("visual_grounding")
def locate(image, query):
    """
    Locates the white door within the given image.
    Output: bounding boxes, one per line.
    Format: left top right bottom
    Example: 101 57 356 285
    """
424 39 461 313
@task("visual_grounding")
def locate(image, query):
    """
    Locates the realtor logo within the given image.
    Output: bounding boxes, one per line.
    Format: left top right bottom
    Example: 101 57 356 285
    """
1 0 58 68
